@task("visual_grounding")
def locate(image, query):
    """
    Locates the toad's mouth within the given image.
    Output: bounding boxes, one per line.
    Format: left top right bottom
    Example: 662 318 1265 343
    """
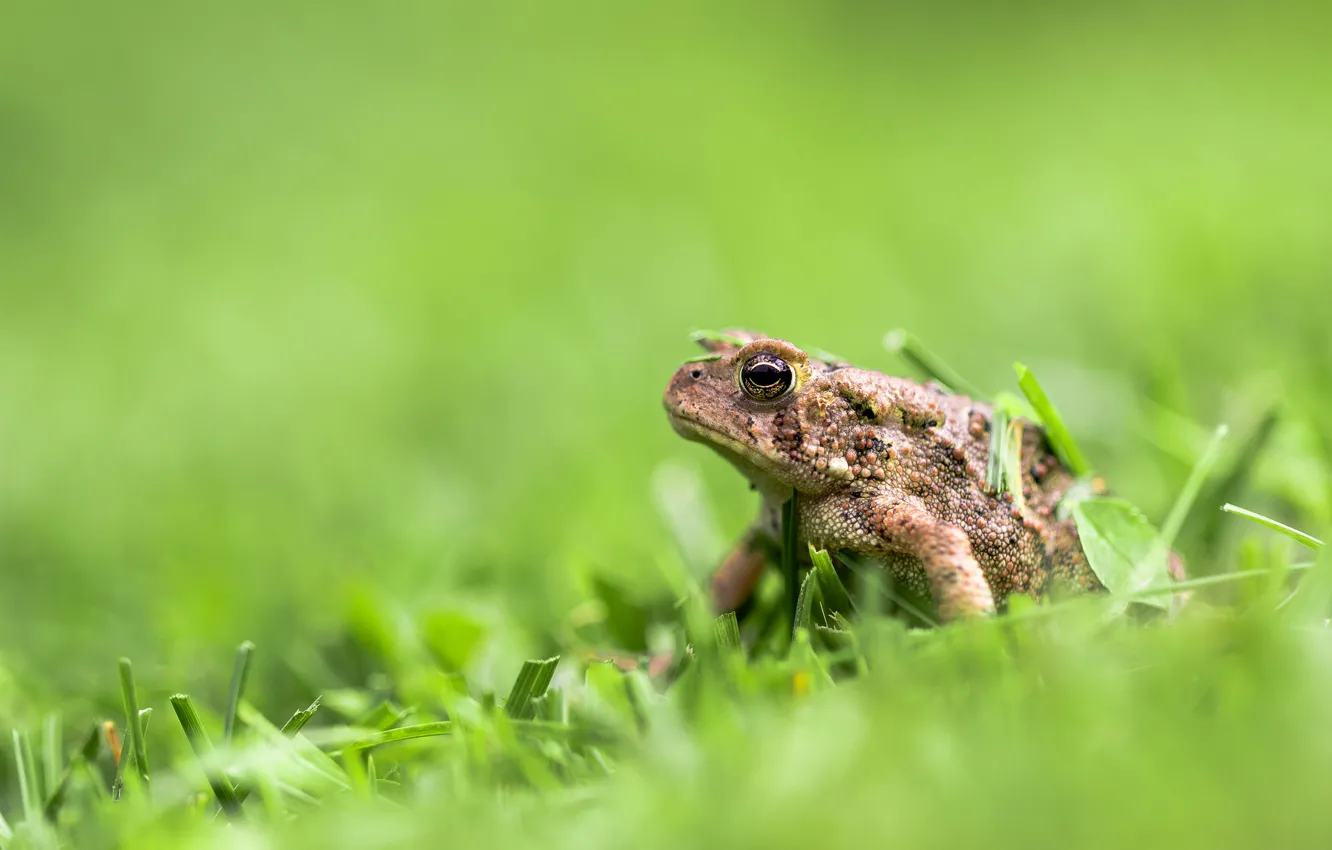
665 405 799 502
666 410 781 475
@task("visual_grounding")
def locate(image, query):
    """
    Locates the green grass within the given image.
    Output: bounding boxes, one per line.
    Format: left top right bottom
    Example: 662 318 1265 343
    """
9 540 1332 848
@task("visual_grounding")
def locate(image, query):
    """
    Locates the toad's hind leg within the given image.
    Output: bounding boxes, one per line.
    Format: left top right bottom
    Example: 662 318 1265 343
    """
811 496 996 622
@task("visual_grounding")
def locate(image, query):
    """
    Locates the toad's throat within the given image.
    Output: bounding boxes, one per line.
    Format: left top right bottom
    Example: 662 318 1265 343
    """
667 411 790 494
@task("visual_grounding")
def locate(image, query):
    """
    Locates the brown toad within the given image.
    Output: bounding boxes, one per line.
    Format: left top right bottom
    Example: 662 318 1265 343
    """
664 330 1123 622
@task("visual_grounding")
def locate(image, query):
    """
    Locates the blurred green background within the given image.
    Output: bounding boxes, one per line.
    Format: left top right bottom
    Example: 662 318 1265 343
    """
2 0 1330 715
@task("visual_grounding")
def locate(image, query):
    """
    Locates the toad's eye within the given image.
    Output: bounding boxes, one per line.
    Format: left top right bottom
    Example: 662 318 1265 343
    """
740 354 795 401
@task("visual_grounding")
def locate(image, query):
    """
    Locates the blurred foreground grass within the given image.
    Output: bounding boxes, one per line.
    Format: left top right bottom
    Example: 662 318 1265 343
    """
5 526 1332 849
3 0 1332 845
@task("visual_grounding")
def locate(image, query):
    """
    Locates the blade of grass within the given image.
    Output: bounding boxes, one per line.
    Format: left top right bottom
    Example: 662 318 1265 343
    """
280 697 322 736
233 701 350 807
13 730 41 823
1004 418 1027 512
169 695 243 818
1221 504 1323 550
782 493 800 634
43 724 101 821
1159 425 1229 551
40 714 60 804
341 749 369 798
808 347 851 366
1001 564 1320 625
355 702 414 733
713 612 741 652
343 718 616 752
223 642 255 744
985 407 1010 495
1198 405 1279 550
1129 562 1317 598
808 546 853 614
689 329 749 347
792 568 819 639
345 721 453 750
883 329 988 400
1014 363 1091 478
1285 536 1332 623
117 658 150 787
843 553 939 628
503 657 560 720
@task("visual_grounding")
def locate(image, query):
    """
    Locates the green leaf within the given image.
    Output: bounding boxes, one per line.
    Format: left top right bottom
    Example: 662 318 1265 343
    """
422 610 488 672
1014 363 1092 478
1073 498 1173 609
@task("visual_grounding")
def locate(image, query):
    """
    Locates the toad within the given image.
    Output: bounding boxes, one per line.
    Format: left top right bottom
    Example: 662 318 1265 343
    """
663 330 1169 622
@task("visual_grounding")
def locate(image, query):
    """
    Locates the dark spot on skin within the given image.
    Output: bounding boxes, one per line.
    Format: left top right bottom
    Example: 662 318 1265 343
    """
842 393 878 422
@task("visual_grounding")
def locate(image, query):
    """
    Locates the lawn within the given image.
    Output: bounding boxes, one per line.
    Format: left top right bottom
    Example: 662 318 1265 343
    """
2 1 1331 846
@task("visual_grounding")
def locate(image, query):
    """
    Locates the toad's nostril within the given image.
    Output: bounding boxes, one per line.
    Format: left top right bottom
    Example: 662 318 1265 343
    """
689 368 703 379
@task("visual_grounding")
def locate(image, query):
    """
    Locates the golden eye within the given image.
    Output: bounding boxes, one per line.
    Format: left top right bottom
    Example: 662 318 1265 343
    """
740 354 795 401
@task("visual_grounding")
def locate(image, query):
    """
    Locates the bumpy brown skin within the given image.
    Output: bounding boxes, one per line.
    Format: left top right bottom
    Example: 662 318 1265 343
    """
663 331 1107 622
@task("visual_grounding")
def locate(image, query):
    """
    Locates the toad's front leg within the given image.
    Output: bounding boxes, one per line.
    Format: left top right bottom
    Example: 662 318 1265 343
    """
710 525 770 613
806 495 995 622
